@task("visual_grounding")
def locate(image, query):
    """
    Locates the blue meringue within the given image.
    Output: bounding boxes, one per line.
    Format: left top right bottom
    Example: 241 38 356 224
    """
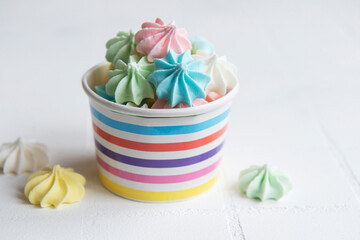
95 84 115 102
191 36 214 55
148 50 210 107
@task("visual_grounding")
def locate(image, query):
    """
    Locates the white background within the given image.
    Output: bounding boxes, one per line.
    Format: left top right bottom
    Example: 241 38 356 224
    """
1 0 360 239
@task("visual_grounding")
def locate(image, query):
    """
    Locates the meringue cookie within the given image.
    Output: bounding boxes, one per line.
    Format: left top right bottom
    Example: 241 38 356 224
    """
24 165 86 208
205 91 222 102
191 98 208 107
194 51 238 96
126 101 149 108
105 55 155 105
106 31 136 64
238 165 293 201
151 99 168 109
95 84 115 102
135 18 192 62
148 50 210 107
0 138 48 175
191 36 214 55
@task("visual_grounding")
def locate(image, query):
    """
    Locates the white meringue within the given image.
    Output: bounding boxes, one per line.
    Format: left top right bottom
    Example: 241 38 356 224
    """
0 138 49 175
194 51 238 96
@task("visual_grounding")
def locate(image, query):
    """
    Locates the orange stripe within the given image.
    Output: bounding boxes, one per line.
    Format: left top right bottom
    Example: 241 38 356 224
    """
93 122 227 152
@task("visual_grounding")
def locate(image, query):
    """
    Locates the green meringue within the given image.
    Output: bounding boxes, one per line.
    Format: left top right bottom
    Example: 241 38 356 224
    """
238 165 293 201
106 31 136 64
105 56 155 105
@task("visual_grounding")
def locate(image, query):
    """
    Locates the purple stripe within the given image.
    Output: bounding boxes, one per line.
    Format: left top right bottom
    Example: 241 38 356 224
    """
95 139 224 168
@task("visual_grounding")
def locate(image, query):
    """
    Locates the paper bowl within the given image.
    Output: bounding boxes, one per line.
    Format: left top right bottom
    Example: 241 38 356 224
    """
82 62 239 202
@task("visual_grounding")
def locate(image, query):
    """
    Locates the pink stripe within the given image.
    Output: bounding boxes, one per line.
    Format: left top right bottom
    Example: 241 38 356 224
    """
96 155 221 184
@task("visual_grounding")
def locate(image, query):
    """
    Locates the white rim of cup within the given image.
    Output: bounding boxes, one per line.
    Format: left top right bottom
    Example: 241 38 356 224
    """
82 62 239 118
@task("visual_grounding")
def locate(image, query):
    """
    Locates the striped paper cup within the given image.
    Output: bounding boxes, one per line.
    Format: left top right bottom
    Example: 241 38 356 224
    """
82 62 239 202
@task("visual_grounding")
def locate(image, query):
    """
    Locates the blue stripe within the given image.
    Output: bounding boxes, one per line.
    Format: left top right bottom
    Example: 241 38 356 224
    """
95 139 224 168
90 105 230 136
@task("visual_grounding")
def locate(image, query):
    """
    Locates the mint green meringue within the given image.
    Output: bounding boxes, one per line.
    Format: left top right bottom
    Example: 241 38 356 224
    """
106 31 136 64
105 56 155 105
238 165 293 201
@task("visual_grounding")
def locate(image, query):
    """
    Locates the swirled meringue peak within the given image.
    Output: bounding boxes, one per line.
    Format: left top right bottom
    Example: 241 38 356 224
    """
105 55 155 105
106 31 136 64
24 165 86 208
191 36 214 55
238 165 293 201
194 51 238 96
148 50 210 107
135 18 192 62
0 138 48 175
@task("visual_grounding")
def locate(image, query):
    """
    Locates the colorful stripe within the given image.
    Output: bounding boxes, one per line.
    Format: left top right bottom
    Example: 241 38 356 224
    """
98 163 219 191
95 139 224 168
94 130 225 160
96 148 222 176
98 170 219 202
97 154 221 184
91 105 230 135
92 115 228 143
93 122 227 152
91 100 231 126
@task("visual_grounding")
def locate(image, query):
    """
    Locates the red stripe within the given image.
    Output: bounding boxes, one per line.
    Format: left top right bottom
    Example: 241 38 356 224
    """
92 122 227 152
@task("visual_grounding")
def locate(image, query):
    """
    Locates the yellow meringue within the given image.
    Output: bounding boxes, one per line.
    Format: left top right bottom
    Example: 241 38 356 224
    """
24 165 86 208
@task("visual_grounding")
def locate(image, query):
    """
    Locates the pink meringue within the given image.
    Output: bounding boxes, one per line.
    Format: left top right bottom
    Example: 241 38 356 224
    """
135 18 192 62
191 98 208 107
151 99 168 109
206 91 222 102
151 98 208 109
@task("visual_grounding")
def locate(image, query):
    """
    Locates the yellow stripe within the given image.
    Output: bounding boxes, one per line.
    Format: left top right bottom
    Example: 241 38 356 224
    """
98 171 219 202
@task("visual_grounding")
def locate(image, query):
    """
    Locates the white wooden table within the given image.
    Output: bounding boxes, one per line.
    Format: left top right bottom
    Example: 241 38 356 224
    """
1 0 359 239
